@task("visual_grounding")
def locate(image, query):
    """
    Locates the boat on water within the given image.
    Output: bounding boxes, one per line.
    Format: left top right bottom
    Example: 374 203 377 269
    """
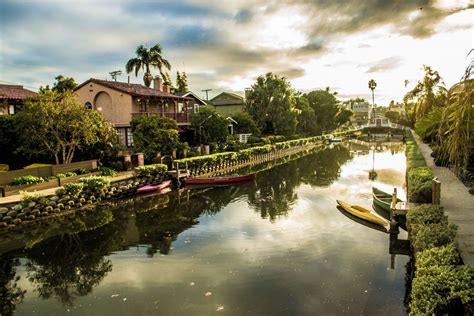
336 200 390 227
184 173 256 185
137 180 172 194
372 187 402 212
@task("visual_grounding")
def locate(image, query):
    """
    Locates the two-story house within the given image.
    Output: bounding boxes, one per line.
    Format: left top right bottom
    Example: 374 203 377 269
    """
75 78 192 147
0 84 38 115
209 92 245 116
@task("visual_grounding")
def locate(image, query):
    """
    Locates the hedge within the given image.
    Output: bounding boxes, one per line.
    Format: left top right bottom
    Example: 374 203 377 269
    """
405 130 427 170
134 164 168 178
407 167 434 203
407 204 473 315
174 135 324 175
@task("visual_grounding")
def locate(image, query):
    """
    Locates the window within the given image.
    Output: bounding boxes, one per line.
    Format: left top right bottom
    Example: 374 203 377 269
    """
85 102 93 109
126 128 134 147
8 105 15 115
117 128 126 146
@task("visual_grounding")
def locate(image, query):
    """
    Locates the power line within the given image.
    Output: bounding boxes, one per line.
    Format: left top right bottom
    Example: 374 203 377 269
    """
201 88 212 101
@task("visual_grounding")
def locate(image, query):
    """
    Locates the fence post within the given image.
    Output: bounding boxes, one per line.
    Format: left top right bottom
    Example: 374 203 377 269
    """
432 177 441 205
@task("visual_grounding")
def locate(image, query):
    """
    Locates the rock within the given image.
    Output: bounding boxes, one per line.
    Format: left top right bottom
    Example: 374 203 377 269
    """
0 207 9 215
50 196 59 202
49 201 57 207
0 222 7 228
31 210 40 216
21 207 31 214
16 213 25 219
6 210 17 217
12 218 22 225
2 216 12 222
27 215 35 221
28 201 36 208
12 204 22 211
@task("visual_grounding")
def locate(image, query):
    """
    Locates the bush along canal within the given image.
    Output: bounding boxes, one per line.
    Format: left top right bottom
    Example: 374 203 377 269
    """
1 142 416 315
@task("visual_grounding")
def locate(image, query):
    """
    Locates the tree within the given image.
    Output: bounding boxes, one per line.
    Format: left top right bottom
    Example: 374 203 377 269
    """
403 65 447 121
130 116 183 162
245 72 298 135
39 75 77 94
231 112 260 135
15 91 108 164
306 88 341 133
295 94 318 135
385 110 400 122
190 107 229 144
175 71 189 93
125 44 171 87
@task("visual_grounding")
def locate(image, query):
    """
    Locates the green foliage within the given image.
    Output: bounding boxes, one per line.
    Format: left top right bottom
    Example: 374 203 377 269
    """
295 94 319 135
306 87 346 133
261 135 286 144
15 91 111 164
79 176 110 192
11 175 45 186
131 115 183 161
415 243 460 268
39 75 78 94
407 167 434 203
410 265 473 315
125 43 171 87
134 164 168 178
190 107 229 144
231 112 260 135
98 166 117 177
245 72 298 135
406 204 447 229
405 132 427 170
410 222 457 253
414 107 443 142
385 110 400 122
56 172 77 179
57 183 84 197
175 71 188 93
73 168 90 175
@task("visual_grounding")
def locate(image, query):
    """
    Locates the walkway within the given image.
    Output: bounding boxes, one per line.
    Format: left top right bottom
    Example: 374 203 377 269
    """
412 132 474 266
0 171 135 205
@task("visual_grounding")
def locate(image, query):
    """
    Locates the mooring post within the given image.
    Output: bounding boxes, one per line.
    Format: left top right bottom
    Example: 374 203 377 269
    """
389 188 399 233
432 177 441 205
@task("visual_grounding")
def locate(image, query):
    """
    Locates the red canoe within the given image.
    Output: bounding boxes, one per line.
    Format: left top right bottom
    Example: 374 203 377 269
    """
184 173 256 185
137 180 172 194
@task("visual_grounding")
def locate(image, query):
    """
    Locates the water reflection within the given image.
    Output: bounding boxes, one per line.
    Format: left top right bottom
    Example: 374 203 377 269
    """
0 144 410 315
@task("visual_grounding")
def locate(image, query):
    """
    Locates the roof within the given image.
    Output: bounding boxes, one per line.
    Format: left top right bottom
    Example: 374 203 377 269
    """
0 84 38 100
210 92 245 106
174 91 207 105
75 78 192 101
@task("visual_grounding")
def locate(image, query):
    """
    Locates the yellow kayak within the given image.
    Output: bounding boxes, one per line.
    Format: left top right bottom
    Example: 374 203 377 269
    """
336 200 390 227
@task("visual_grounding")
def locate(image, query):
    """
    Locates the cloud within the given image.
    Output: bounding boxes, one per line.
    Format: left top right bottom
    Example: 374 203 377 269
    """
366 57 403 74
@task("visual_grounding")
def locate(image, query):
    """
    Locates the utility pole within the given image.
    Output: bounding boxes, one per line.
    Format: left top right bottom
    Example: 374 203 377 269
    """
110 70 122 81
201 89 212 101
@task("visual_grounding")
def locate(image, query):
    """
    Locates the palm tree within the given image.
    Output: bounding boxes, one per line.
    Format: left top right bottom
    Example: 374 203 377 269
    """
125 44 171 87
368 79 377 120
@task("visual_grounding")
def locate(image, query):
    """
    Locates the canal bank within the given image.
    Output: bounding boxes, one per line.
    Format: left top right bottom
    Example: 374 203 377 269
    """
411 132 474 266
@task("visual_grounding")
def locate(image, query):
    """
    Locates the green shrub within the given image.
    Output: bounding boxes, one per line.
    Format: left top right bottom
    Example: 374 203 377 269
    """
79 176 110 192
56 172 77 179
134 164 168 178
11 175 45 186
410 223 457 253
406 204 447 231
19 191 40 203
407 167 434 203
98 166 117 177
57 183 84 197
73 168 90 175
410 265 473 315
415 243 461 268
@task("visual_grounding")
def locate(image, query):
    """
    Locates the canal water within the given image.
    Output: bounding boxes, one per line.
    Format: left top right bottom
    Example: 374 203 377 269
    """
0 143 409 315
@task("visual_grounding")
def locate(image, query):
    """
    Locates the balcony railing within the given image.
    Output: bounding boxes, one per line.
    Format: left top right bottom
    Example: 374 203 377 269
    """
131 112 190 124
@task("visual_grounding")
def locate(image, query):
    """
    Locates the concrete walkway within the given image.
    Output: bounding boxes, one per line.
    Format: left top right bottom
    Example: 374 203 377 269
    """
412 132 474 266
0 171 135 205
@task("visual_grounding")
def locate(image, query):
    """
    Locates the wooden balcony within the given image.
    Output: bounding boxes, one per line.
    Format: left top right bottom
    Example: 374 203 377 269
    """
131 112 190 124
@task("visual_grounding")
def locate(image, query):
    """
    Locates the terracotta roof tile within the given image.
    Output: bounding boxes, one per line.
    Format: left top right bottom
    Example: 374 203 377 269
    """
0 84 38 100
76 78 191 101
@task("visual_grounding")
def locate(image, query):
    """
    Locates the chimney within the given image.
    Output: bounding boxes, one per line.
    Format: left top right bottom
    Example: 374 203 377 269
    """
153 76 163 91
162 82 170 94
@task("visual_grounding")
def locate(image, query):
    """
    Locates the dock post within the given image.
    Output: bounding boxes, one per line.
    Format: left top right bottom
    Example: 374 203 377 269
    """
432 177 441 205
389 188 399 233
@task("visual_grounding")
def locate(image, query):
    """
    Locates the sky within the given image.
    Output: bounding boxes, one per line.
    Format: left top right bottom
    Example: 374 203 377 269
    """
0 0 473 105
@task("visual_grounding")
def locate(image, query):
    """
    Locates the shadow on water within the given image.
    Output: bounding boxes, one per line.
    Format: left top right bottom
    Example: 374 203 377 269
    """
0 144 414 314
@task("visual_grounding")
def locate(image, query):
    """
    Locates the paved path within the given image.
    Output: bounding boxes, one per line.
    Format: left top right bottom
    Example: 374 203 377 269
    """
0 171 135 205
412 132 474 266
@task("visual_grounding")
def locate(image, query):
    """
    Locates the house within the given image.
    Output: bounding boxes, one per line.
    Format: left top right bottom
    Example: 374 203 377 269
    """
0 84 38 115
347 99 371 125
209 92 245 116
74 78 192 147
174 91 207 113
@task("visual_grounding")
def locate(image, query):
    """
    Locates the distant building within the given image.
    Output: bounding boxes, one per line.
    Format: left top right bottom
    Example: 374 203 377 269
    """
209 92 245 116
174 91 207 113
0 84 38 115
348 99 371 125
75 78 192 147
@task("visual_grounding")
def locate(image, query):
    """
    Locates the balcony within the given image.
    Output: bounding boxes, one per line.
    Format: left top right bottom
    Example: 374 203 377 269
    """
131 112 190 124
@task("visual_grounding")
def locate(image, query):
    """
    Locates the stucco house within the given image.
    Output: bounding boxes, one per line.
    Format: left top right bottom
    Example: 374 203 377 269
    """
75 78 192 147
209 92 245 116
0 84 38 115
347 99 371 125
